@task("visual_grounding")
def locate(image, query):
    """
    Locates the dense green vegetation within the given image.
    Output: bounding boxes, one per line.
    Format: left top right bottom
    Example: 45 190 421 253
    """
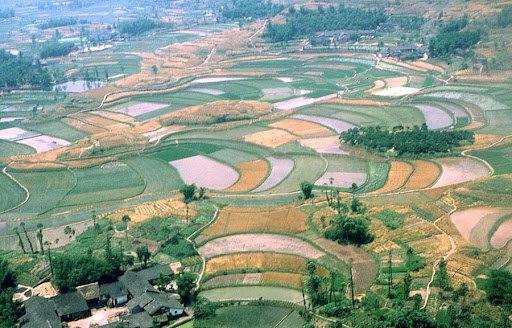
0 8 15 19
0 50 51 88
0 258 20 328
39 17 77 29
39 41 75 58
264 5 387 42
340 125 474 157
429 17 482 58
497 6 512 28
220 0 284 20
117 18 160 36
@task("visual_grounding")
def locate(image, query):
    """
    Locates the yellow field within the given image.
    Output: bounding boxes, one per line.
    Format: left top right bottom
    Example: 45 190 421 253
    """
205 252 328 276
108 196 195 223
226 160 268 192
372 161 414 194
243 129 298 148
62 118 108 134
261 272 307 288
402 160 440 190
198 206 308 242
269 119 332 137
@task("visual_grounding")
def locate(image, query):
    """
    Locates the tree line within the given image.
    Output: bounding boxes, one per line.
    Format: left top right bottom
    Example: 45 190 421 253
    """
339 124 474 157
39 17 77 30
429 16 483 58
220 0 284 20
0 50 52 89
264 5 387 42
39 41 75 58
117 18 163 36
0 8 15 19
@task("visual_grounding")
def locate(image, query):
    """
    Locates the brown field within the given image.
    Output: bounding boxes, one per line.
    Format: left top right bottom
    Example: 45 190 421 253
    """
198 206 309 242
261 272 308 288
93 111 138 125
384 76 408 88
204 252 328 276
62 118 107 134
226 160 268 192
402 160 440 190
84 61 118 67
107 197 195 224
410 61 445 73
159 100 272 126
381 58 428 72
243 129 298 148
372 161 413 194
269 119 333 137
77 114 130 130
323 98 391 106
366 80 385 94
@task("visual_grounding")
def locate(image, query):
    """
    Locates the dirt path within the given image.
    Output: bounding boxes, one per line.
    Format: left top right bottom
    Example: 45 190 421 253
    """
0 164 30 214
249 20 268 48
461 135 512 176
201 47 217 65
421 193 457 310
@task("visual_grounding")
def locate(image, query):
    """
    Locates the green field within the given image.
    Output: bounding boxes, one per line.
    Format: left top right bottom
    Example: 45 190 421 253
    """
472 144 512 175
0 140 36 157
268 154 325 193
193 305 304 328
124 156 183 194
200 286 303 303
58 163 145 207
0 171 26 212
19 120 88 142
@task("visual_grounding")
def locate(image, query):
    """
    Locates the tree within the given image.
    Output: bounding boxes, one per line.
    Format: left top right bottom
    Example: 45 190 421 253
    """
176 273 196 305
136 246 151 268
435 258 450 291
151 65 158 75
121 215 131 243
193 297 218 319
36 223 44 255
180 184 196 202
0 257 19 328
485 269 512 306
20 222 34 254
13 227 25 254
300 181 314 199
324 214 374 246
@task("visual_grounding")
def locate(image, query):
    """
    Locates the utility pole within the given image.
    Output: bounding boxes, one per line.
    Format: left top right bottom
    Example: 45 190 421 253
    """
388 250 393 298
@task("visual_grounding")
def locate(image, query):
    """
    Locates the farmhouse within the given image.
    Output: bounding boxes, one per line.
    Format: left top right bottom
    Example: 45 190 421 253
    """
381 44 429 61
19 296 61 328
100 281 129 307
126 290 184 317
52 291 91 321
76 282 100 307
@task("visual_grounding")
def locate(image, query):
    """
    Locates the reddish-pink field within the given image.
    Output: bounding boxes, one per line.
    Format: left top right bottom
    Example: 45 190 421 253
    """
17 135 70 153
490 218 512 249
432 158 489 188
112 102 169 117
197 233 325 259
450 208 498 241
170 155 239 190
300 136 348 154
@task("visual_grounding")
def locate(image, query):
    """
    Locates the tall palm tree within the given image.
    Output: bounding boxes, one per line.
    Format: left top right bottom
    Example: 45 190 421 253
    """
121 215 131 244
37 223 44 255
14 227 26 254
20 222 34 254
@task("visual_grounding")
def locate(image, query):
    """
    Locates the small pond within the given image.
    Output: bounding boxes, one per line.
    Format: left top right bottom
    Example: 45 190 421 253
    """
53 80 105 93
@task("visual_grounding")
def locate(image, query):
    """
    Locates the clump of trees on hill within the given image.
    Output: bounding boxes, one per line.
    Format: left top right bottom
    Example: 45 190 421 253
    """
117 18 162 36
0 258 21 328
220 0 284 20
39 41 74 58
0 8 15 19
497 6 512 28
0 50 51 89
429 16 483 58
264 5 387 42
339 124 474 157
39 17 77 29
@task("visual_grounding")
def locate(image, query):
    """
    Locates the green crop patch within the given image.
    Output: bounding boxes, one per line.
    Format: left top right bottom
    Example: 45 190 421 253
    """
0 171 26 212
20 119 88 142
373 209 408 230
125 156 183 194
0 140 35 157
472 145 512 175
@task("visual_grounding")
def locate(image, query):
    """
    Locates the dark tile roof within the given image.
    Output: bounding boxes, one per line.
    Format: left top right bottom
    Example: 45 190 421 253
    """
127 291 184 316
52 291 89 317
119 271 157 297
136 264 173 282
76 282 100 300
100 281 128 299
19 296 61 328
125 311 153 328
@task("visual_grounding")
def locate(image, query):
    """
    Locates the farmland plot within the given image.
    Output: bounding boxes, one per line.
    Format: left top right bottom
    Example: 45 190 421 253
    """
274 95 336 111
17 135 70 153
198 233 325 259
22 120 88 142
373 87 420 97
414 104 453 129
0 172 26 212
252 157 294 192
402 160 441 190
169 155 239 190
0 127 39 141
188 88 225 96
316 155 368 188
226 160 268 192
192 77 247 84
269 119 333 137
0 140 35 157
373 161 413 194
266 155 324 193
471 144 512 175
291 114 355 133
200 286 303 303
432 158 490 188
124 156 183 194
243 129 297 148
450 208 504 242
425 92 508 111
299 136 347 154
208 148 258 165
111 102 169 117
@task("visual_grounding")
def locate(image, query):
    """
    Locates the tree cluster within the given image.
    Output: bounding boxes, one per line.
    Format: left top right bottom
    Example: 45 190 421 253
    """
0 8 15 19
389 15 424 30
39 41 75 58
39 17 77 29
497 7 512 28
339 124 474 157
485 269 512 307
117 18 159 36
0 51 52 89
220 0 284 20
264 5 387 42
0 258 21 328
324 214 374 246
429 16 482 58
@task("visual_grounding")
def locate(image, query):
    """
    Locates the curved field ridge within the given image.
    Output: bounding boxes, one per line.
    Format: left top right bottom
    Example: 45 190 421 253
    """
490 217 512 249
112 102 169 117
300 136 347 154
432 158 489 188
414 104 453 129
192 77 247 84
200 286 303 304
197 233 325 259
243 129 297 148
269 119 333 137
402 160 440 190
315 238 376 294
252 157 294 192
291 114 355 134
226 160 268 192
373 87 420 97
316 172 367 188
425 92 508 111
372 161 413 194
169 155 239 190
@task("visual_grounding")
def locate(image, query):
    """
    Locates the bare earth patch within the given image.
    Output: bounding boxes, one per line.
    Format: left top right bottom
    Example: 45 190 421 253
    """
274 94 337 111
316 172 367 188
143 126 183 143
0 127 39 141
226 160 268 192
198 233 325 259
300 136 347 154
414 104 453 129
450 207 500 242
490 217 512 249
269 119 333 137
17 135 70 153
192 77 247 84
113 102 169 117
243 129 298 148
252 156 294 192
291 114 355 134
170 155 239 190
432 158 490 188
402 160 440 190
373 87 420 97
